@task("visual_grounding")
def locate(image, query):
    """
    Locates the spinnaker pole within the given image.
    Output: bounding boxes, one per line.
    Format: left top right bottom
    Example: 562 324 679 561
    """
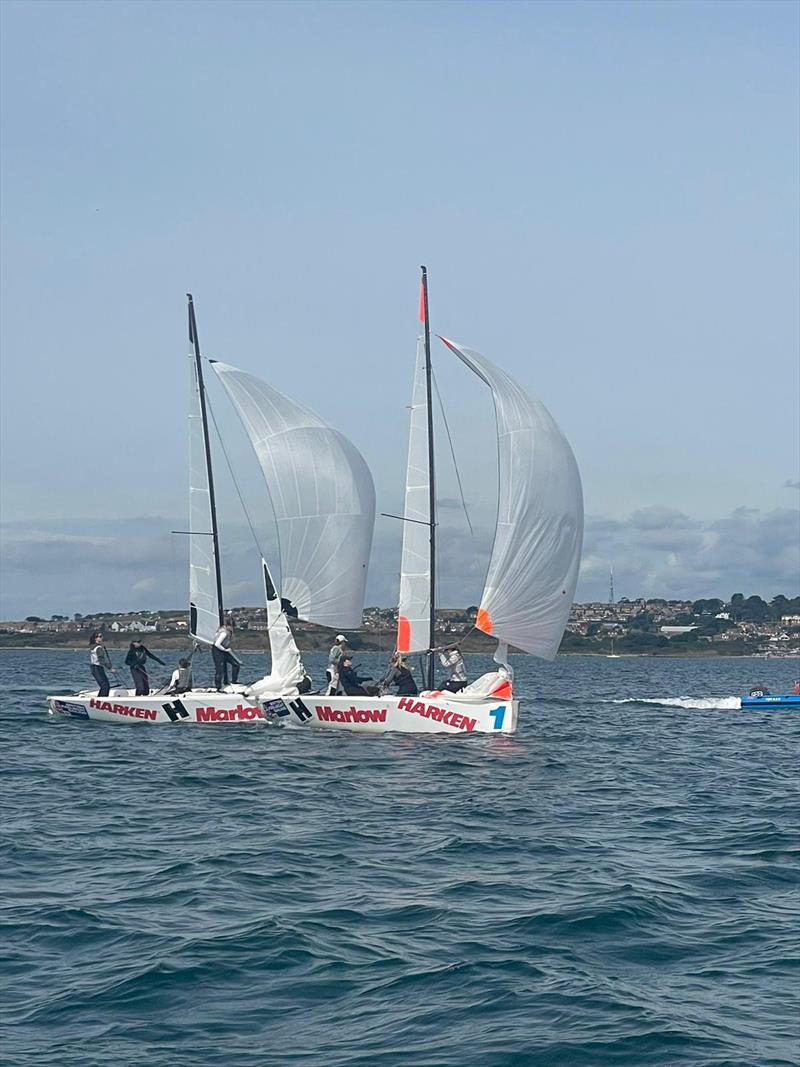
187 293 224 627
420 265 436 689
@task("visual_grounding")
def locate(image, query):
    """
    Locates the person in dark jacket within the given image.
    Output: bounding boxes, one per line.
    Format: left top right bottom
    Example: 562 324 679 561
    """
382 654 418 696
338 656 376 696
89 633 113 697
124 639 166 696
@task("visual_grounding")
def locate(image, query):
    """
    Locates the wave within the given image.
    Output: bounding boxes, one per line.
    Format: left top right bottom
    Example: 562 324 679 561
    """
607 696 742 710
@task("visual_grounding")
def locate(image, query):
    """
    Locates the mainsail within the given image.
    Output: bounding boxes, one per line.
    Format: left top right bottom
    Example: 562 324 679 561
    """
188 347 222 645
211 362 375 629
397 337 432 654
440 338 584 660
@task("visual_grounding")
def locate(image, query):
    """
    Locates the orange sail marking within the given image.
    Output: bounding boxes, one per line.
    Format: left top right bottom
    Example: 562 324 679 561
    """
397 615 411 654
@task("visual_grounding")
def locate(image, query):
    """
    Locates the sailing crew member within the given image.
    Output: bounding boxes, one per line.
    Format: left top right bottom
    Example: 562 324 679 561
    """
338 655 375 696
381 654 418 696
326 634 348 695
212 623 240 690
124 639 166 697
439 645 468 693
794 681 800 696
167 658 194 694
89 633 114 697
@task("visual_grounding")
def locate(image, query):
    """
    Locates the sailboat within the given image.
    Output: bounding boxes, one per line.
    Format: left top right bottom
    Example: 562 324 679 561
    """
270 268 584 734
47 296 375 725
607 569 620 657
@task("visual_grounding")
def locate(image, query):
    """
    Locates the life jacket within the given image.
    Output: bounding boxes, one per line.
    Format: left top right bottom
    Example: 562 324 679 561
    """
174 666 193 691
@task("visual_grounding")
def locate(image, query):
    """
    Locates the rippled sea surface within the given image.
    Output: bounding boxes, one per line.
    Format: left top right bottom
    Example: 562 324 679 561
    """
2 650 799 1067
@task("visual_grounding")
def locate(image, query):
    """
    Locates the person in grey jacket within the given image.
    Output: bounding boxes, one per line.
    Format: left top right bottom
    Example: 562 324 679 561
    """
438 645 468 693
326 634 348 694
212 624 240 690
89 633 114 696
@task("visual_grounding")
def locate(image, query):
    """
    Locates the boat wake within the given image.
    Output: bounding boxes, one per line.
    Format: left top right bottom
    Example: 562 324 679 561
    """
608 696 742 711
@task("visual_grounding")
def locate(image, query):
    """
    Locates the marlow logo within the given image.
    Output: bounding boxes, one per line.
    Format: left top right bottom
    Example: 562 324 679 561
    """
161 699 190 722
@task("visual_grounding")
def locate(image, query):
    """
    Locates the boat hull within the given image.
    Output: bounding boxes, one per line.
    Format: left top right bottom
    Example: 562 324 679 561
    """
46 690 519 734
266 692 519 734
46 690 272 725
740 694 800 709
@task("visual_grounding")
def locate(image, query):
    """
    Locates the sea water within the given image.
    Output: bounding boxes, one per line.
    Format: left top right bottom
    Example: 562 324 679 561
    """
1 650 798 1067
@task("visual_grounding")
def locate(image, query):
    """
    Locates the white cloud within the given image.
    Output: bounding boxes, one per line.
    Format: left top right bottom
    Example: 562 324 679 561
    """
1 504 797 618
131 577 158 595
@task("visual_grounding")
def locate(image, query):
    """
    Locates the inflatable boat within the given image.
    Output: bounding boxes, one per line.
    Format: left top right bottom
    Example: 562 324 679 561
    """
740 693 800 709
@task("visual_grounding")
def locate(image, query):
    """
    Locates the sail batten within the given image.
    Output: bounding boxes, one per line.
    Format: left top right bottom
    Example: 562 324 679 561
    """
441 337 583 660
212 361 375 629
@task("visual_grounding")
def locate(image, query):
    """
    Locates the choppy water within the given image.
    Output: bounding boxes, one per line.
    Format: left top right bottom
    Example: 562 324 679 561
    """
2 649 799 1067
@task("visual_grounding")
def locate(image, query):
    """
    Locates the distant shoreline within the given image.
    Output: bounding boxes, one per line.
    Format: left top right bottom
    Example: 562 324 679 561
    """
1 645 795 660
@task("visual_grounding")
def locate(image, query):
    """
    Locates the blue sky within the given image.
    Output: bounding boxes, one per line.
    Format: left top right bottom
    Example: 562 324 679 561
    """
1 0 798 618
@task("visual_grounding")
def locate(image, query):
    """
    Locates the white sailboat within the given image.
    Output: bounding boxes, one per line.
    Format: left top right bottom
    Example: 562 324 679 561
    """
47 296 375 725
607 568 620 657
269 268 584 734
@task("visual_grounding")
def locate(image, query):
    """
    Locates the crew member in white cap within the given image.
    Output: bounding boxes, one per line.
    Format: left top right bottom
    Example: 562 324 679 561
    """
326 634 348 695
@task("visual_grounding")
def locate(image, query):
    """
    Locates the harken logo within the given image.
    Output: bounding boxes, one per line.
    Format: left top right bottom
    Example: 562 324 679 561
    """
288 698 313 722
161 699 190 722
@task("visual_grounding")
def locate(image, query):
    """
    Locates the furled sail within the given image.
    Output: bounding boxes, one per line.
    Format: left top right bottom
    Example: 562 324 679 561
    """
397 337 431 654
189 356 221 644
211 362 375 628
440 338 583 660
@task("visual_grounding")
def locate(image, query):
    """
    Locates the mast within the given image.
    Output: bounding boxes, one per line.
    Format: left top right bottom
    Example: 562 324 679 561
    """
187 293 224 627
421 265 436 689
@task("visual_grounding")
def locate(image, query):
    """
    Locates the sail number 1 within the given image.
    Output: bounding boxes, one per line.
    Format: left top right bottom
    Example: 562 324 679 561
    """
488 706 506 730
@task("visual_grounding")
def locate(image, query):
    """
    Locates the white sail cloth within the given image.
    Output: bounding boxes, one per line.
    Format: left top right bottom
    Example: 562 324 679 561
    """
441 338 583 660
211 362 375 629
397 337 431 654
189 356 221 644
247 560 308 698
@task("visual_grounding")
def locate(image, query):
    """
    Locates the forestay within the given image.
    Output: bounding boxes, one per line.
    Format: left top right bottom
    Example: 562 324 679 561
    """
211 362 375 628
189 357 221 644
440 338 583 660
397 338 431 654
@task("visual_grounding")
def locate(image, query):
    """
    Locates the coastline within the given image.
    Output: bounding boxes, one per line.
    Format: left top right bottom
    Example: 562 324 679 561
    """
1 645 795 659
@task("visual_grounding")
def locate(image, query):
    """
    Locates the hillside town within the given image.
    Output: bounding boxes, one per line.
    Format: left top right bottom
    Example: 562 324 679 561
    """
2 594 798 656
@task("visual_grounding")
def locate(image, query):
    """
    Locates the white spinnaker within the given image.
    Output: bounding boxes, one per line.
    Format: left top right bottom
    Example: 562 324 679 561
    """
211 362 375 629
441 338 583 660
189 357 221 644
397 337 431 654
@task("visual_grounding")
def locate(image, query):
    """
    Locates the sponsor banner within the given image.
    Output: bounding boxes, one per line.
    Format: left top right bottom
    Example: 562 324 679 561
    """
397 696 477 732
52 700 89 719
263 698 290 719
194 703 265 723
314 705 387 725
89 698 158 721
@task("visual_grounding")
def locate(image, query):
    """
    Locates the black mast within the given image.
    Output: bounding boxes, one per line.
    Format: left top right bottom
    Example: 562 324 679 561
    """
421 266 436 689
187 294 224 627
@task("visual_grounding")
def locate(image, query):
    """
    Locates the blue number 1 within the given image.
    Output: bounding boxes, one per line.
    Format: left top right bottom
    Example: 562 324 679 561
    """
489 706 506 730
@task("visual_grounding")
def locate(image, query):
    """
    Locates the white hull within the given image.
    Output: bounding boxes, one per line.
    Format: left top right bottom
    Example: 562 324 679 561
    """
266 692 519 734
47 689 519 733
47 689 273 725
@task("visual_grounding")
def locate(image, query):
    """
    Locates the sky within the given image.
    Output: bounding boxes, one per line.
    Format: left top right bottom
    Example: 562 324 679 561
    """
1 0 798 619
